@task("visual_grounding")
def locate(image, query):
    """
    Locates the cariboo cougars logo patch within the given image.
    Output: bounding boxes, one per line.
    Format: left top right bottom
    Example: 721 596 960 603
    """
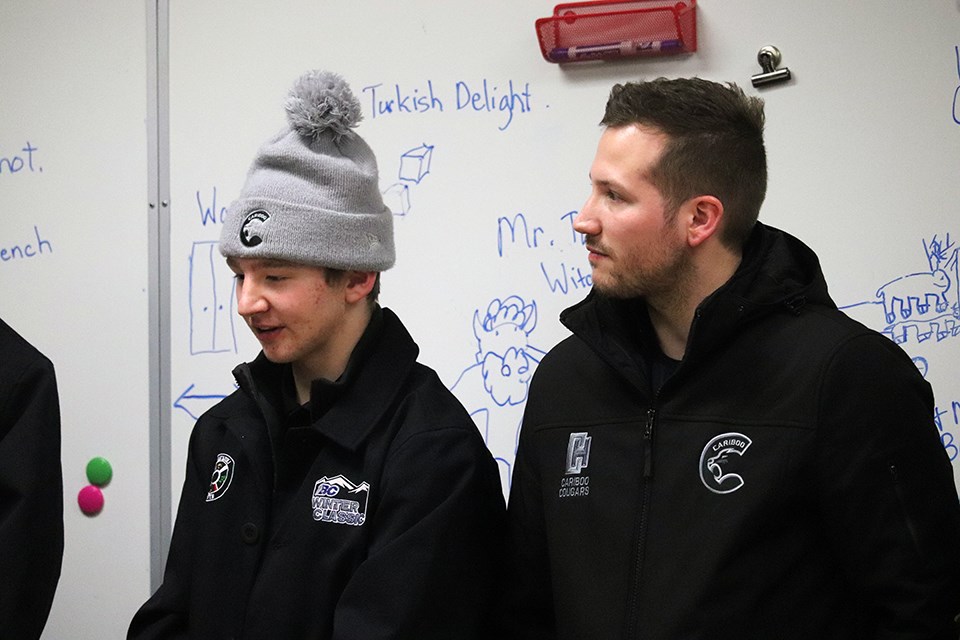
565 432 592 474
206 453 235 502
239 209 270 247
312 475 370 526
699 433 752 494
559 432 592 498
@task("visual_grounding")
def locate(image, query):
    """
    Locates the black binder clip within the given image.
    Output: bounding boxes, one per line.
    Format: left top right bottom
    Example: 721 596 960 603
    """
751 45 791 87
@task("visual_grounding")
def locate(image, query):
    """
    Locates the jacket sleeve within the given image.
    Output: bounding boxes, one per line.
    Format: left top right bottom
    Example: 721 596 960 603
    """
0 349 63 640
816 332 960 638
330 425 505 640
490 418 558 640
127 425 208 640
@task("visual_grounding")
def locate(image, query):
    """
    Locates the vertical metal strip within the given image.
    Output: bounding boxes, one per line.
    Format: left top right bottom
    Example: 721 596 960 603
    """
146 0 172 591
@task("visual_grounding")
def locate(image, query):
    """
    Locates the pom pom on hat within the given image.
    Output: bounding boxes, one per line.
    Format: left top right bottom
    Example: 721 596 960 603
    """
219 70 395 272
284 70 362 142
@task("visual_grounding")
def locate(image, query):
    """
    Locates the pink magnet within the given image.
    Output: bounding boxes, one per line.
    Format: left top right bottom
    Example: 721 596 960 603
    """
78 485 104 516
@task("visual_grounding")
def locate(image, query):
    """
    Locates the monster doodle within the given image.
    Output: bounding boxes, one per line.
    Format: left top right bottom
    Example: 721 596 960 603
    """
450 296 546 494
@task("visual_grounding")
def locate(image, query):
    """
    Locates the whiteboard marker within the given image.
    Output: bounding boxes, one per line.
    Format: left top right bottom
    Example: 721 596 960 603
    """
548 38 683 62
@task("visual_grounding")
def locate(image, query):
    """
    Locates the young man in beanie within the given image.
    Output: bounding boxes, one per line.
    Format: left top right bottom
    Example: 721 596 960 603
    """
496 77 960 638
129 70 504 639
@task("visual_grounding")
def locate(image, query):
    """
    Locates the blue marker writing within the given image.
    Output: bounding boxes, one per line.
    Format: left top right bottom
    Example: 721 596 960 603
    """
548 38 683 62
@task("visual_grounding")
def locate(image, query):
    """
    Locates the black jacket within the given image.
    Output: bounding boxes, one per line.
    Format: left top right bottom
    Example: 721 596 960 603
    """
0 318 63 640
500 223 960 639
129 308 505 639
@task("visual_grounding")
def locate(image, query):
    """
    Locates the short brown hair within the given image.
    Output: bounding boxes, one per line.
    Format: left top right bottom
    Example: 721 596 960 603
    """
601 77 767 249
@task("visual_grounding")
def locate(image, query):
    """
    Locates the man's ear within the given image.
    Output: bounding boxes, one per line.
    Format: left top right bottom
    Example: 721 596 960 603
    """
343 270 377 304
685 195 724 247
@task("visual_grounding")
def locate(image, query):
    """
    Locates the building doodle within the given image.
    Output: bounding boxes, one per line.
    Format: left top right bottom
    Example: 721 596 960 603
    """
189 240 239 355
382 143 434 217
179 237 242 419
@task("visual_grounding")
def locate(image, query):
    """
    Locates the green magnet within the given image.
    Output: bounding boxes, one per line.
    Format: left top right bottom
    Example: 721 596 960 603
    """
86 456 113 486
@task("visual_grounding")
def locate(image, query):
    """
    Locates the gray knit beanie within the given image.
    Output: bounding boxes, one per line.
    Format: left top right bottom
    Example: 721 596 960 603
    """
219 70 395 271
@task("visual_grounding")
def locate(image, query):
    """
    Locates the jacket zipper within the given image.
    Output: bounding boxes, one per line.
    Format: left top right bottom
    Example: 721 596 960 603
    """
624 407 657 636
642 408 656 477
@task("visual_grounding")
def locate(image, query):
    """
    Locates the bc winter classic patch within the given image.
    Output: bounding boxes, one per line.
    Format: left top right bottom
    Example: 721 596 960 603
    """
311 474 370 526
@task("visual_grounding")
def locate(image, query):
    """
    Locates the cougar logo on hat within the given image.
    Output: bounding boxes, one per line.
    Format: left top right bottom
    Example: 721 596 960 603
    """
240 210 270 247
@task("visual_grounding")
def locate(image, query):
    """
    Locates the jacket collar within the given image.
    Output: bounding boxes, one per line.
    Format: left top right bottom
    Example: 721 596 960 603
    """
561 222 836 369
234 306 419 453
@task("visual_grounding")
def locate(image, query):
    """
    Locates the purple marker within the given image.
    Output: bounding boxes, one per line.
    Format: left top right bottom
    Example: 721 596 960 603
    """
548 38 683 62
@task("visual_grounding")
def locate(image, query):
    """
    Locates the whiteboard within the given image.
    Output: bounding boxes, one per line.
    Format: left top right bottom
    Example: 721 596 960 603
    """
165 0 960 515
5 0 959 634
0 1 153 638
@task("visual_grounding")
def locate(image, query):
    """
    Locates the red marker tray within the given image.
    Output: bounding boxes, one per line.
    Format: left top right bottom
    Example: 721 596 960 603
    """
535 0 697 63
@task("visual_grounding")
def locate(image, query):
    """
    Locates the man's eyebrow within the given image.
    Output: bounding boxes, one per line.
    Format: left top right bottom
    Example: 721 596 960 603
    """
591 176 623 191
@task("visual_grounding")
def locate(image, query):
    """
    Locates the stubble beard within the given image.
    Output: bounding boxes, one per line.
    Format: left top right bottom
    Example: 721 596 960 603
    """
591 238 693 305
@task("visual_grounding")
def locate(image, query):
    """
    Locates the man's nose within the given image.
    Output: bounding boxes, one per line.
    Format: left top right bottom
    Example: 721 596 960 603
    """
572 197 599 236
236 279 268 316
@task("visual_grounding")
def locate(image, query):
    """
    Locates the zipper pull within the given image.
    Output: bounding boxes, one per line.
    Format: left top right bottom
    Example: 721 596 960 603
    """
643 408 656 477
